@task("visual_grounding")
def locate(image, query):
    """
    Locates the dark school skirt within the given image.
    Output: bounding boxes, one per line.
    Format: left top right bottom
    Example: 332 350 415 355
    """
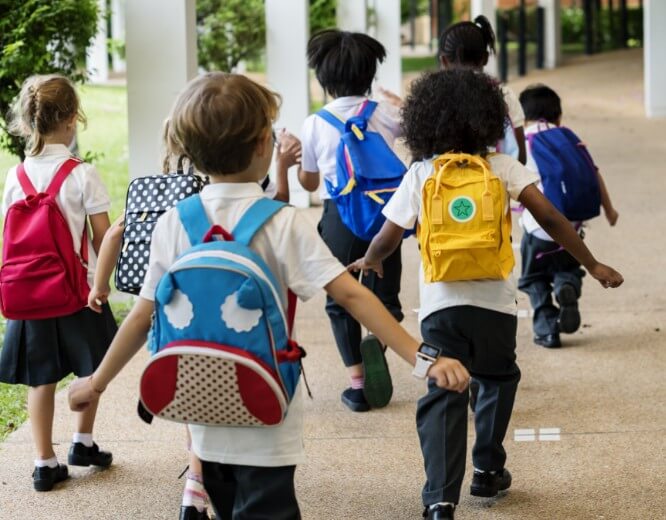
0 304 117 387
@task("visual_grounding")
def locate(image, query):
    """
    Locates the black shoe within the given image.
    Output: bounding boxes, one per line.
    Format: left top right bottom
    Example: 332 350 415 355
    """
68 442 113 467
423 504 455 520
557 284 581 333
534 333 561 348
360 335 393 409
179 506 210 520
341 387 370 412
470 468 512 497
32 464 68 492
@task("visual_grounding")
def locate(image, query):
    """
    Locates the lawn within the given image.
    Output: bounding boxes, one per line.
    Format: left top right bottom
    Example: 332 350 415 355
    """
0 85 130 441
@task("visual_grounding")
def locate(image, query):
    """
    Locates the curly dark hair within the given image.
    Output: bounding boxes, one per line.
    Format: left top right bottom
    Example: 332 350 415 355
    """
401 69 508 159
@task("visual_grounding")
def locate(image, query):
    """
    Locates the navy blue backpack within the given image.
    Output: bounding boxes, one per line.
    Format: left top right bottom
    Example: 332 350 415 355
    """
527 126 601 221
317 101 407 241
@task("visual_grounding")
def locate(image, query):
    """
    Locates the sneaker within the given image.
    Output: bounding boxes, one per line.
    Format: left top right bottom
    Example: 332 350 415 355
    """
360 334 393 409
32 464 68 492
423 504 455 520
534 333 561 349
470 468 512 497
179 506 210 520
341 387 370 412
557 284 581 333
68 442 113 467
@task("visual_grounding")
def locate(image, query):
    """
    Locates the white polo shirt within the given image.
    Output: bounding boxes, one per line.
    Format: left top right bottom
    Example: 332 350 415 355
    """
300 96 402 200
382 154 539 321
1 144 111 288
140 182 346 467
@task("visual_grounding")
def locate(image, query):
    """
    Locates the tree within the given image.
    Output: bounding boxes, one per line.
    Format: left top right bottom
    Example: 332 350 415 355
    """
0 0 99 159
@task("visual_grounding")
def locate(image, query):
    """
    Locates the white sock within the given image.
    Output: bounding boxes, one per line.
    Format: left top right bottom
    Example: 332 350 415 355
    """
73 432 94 447
430 502 455 510
182 473 208 513
35 456 58 468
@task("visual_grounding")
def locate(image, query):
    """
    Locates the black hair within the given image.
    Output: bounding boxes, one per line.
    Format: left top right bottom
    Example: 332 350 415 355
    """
438 15 496 68
519 84 562 124
307 29 386 98
401 69 507 159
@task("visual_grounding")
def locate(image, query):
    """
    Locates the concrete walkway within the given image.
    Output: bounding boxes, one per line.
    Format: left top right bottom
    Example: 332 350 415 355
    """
1 49 665 519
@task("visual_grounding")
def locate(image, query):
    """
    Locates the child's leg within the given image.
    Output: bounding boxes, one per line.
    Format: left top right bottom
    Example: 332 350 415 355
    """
552 253 585 334
69 397 113 467
28 383 58 460
182 450 210 516
201 462 299 520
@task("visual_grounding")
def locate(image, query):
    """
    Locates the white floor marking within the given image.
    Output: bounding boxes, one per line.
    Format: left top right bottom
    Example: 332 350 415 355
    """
538 428 561 441
514 428 536 442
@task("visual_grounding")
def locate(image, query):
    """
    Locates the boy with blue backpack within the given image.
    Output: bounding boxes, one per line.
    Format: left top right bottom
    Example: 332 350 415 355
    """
518 84 619 348
299 29 407 413
68 72 471 519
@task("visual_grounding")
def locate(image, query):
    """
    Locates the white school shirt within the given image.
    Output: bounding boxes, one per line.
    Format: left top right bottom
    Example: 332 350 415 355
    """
519 121 582 241
1 144 111 288
139 182 346 467
300 96 403 200
382 154 539 322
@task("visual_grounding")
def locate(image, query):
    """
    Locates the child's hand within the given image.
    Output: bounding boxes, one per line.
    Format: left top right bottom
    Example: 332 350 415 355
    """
378 87 404 108
68 376 103 412
275 129 302 169
347 257 384 278
428 357 470 393
589 262 624 288
88 284 111 313
605 207 619 226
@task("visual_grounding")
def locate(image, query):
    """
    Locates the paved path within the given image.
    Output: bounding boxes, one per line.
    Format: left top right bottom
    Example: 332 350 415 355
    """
1 49 665 519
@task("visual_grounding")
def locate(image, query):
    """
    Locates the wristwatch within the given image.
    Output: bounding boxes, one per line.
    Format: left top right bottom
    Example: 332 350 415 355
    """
412 343 442 379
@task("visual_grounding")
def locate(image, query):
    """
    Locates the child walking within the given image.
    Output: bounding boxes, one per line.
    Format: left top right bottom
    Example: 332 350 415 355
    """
518 84 619 348
350 69 623 520
0 74 117 491
68 72 470 519
298 29 405 412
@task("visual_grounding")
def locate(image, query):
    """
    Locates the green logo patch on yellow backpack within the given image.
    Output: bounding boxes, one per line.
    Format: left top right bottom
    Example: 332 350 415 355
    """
418 153 515 283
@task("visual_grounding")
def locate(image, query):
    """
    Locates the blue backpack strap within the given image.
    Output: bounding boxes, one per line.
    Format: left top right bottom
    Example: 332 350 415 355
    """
176 194 210 246
316 109 345 133
357 100 378 121
232 198 286 246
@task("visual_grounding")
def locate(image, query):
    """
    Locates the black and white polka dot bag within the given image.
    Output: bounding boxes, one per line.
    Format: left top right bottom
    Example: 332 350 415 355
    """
115 171 207 294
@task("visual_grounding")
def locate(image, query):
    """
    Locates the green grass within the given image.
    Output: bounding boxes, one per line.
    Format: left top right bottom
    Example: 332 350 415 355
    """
401 55 438 73
0 85 130 441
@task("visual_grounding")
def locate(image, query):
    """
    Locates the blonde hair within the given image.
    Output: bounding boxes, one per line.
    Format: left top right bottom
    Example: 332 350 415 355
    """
8 74 85 156
168 72 281 176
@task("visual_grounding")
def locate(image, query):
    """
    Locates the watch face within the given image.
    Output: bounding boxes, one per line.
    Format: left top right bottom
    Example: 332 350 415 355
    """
420 344 440 358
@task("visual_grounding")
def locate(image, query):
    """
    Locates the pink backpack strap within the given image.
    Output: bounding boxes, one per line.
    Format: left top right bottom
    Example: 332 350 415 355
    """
46 158 82 197
16 164 37 197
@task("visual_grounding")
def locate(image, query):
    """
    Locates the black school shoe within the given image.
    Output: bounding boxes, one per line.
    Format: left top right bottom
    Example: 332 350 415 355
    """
33 464 69 492
341 387 370 412
423 504 455 520
534 333 561 348
179 505 210 520
360 335 393 409
470 468 512 498
557 284 581 334
68 442 113 467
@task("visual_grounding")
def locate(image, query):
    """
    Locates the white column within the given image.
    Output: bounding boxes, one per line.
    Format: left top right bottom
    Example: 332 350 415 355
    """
538 0 561 69
86 0 109 84
644 0 666 118
471 0 498 77
265 0 311 207
110 0 126 73
337 0 368 33
125 0 197 178
373 0 403 95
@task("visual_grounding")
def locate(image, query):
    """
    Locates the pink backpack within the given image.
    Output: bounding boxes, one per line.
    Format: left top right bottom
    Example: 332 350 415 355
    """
0 158 90 320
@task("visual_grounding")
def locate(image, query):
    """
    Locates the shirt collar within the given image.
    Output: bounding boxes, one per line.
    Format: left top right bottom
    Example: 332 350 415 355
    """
200 182 265 200
32 143 71 157
326 96 367 110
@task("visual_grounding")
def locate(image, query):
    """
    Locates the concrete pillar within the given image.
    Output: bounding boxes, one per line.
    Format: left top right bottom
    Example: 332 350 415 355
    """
372 0 403 95
470 0 498 77
110 0 126 73
538 0 561 69
125 0 197 178
86 0 109 84
644 0 666 118
337 0 368 33
265 0 310 207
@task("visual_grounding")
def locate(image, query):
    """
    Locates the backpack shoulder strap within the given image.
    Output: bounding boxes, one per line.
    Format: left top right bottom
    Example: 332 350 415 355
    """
232 198 286 247
358 100 378 121
15 163 37 196
46 158 82 197
176 194 210 246
316 109 346 133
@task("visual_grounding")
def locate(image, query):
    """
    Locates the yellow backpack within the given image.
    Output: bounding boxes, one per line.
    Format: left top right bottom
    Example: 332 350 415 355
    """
418 153 514 283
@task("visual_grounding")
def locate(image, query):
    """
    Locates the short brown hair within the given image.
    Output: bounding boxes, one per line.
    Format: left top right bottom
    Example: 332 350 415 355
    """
8 74 85 156
168 73 281 176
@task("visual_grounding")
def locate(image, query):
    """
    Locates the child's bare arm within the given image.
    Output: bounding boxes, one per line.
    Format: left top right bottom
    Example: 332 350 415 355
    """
519 184 623 288
68 297 154 411
514 126 527 165
274 130 302 203
297 167 320 192
348 220 404 276
325 271 470 392
88 212 111 256
89 215 124 313
596 170 619 226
